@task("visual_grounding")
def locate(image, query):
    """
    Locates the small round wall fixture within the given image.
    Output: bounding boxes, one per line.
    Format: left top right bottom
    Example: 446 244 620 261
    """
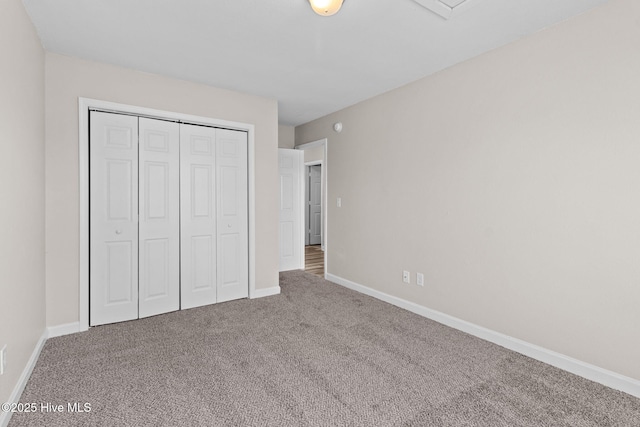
333 122 343 133
309 0 344 16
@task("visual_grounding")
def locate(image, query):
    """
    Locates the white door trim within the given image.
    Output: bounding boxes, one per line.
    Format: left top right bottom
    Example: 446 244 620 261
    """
296 139 328 274
78 97 257 331
296 139 326 150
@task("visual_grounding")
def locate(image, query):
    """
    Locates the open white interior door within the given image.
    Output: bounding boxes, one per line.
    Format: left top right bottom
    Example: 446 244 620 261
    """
278 149 304 271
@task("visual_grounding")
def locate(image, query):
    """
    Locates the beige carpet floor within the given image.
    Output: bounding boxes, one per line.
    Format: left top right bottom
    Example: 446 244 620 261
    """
8 270 640 426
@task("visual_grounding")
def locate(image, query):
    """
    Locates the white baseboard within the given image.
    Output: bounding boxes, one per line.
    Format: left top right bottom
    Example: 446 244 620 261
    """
47 322 81 338
326 273 640 399
0 331 47 427
251 286 281 299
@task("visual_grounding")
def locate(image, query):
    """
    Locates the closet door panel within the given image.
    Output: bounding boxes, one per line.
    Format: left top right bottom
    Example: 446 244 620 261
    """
90 111 139 326
138 118 180 318
216 129 249 302
180 124 217 309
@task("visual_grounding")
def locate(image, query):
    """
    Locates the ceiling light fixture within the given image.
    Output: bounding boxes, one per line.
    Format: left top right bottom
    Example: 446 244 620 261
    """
309 0 344 16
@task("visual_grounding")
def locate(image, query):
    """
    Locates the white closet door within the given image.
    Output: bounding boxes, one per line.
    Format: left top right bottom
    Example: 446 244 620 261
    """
278 149 304 271
216 129 249 302
90 111 139 326
138 118 180 318
180 124 217 309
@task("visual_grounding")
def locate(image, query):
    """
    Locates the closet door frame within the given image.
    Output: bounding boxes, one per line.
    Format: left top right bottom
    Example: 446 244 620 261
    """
78 97 257 332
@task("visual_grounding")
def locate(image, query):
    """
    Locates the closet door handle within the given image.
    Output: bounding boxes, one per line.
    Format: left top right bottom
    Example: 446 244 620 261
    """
115 230 122 235
227 224 232 228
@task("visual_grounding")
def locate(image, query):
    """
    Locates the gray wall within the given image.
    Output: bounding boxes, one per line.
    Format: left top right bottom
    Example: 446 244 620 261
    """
0 0 46 406
296 0 640 380
302 145 324 164
278 125 295 148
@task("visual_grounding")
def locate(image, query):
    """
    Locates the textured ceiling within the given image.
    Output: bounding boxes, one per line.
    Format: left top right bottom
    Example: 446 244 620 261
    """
22 0 610 126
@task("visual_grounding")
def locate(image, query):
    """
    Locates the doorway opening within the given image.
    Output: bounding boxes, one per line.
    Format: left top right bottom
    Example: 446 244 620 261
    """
304 163 323 277
305 245 324 277
296 138 327 278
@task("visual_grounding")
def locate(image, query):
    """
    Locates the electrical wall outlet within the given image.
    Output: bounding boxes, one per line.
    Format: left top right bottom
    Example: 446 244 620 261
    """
417 273 424 286
403 270 410 284
0 345 6 375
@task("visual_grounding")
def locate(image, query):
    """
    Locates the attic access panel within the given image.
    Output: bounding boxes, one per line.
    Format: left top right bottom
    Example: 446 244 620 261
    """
413 0 480 19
